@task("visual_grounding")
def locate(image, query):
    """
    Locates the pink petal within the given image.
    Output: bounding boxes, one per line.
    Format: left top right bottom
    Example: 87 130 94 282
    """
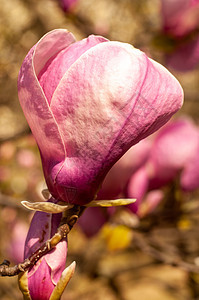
78 207 107 237
18 29 76 192
28 258 55 300
8 221 28 264
38 35 108 105
97 139 152 200
138 189 164 217
127 166 149 213
150 118 198 184
180 132 199 191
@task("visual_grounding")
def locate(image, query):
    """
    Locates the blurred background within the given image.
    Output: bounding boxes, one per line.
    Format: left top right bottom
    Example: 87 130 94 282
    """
0 0 199 299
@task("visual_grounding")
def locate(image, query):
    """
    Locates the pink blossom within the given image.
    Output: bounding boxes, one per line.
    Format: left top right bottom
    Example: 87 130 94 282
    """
149 118 199 188
127 166 149 214
138 190 164 218
59 0 78 12
18 29 183 206
160 0 199 71
23 199 67 300
161 0 199 38
127 118 199 213
8 221 28 264
181 131 199 191
165 34 199 71
78 207 108 237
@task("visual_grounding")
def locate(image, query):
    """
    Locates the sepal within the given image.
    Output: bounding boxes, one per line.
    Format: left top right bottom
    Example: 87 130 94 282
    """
86 198 136 207
18 271 32 300
21 201 73 213
50 261 76 300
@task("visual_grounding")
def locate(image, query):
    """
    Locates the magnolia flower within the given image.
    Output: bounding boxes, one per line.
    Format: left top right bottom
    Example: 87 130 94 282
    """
127 166 149 213
165 35 199 71
181 131 199 191
8 221 28 264
59 0 78 12
127 117 199 213
77 206 108 237
149 118 199 188
160 0 199 71
161 0 199 38
18 199 75 300
18 29 183 207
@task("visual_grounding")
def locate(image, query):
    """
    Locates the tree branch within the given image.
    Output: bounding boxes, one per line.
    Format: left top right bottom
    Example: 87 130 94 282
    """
0 205 85 277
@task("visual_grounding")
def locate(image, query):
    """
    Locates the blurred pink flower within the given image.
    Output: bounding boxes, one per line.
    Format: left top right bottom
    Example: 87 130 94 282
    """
165 34 199 71
16 149 36 168
127 117 199 213
18 29 183 206
127 166 149 214
23 199 67 300
181 131 199 191
138 189 164 218
149 118 199 188
160 0 199 71
78 207 108 237
8 221 28 264
59 0 78 12
161 0 199 38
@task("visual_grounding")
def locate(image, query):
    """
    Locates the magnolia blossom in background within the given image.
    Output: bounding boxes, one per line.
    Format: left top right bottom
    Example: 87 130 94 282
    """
158 0 199 71
78 206 108 237
8 221 28 264
180 131 199 191
127 117 199 213
160 0 199 71
161 0 199 38
18 28 183 298
59 0 78 12
165 35 199 72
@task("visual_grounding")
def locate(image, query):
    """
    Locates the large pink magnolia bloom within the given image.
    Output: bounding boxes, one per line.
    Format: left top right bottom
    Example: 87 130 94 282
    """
161 0 199 38
18 29 183 206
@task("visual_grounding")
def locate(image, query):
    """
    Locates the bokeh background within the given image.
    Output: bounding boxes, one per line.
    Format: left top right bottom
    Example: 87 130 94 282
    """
0 0 199 299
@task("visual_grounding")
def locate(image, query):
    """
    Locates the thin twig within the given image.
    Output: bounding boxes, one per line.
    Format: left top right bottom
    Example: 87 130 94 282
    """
0 193 26 209
133 232 199 273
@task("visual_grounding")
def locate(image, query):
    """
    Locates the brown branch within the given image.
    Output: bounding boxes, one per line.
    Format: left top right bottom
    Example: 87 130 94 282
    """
133 232 199 273
0 193 27 210
0 205 85 277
